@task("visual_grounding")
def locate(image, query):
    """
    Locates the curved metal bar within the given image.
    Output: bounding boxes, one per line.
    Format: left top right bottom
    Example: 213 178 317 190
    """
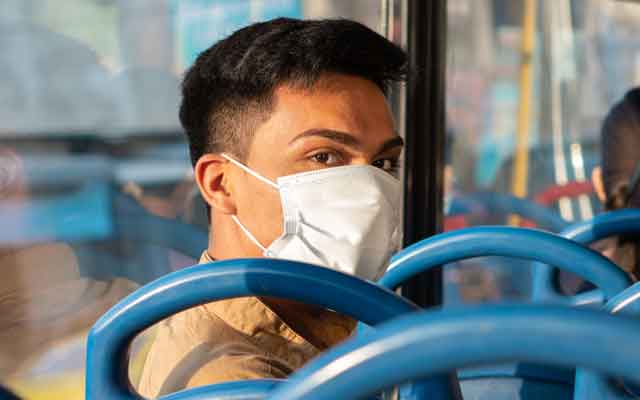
158 379 282 400
380 226 630 301
86 259 417 400
532 209 640 304
606 281 640 314
0 182 113 245
114 192 208 259
0 183 206 268
562 208 640 244
574 281 640 400
266 305 640 400
449 192 568 232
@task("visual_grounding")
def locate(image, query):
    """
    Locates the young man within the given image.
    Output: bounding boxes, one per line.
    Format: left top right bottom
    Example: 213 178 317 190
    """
138 18 407 397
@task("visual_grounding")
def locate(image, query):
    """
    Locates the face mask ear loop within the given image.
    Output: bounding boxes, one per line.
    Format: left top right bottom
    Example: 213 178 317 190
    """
231 215 268 253
221 154 276 254
221 153 279 190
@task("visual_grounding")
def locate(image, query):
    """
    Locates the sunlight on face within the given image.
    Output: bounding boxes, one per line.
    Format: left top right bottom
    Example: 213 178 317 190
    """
229 73 403 250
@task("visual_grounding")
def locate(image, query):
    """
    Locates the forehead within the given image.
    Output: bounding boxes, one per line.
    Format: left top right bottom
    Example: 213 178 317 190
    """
250 74 396 151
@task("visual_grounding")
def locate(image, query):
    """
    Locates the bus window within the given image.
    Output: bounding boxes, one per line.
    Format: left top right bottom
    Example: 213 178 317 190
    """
445 0 640 304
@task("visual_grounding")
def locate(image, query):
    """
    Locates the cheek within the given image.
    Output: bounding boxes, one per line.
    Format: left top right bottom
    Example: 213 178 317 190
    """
236 178 284 246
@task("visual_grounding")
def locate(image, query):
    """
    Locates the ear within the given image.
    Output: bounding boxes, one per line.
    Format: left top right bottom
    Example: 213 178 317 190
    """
592 166 607 203
194 154 237 215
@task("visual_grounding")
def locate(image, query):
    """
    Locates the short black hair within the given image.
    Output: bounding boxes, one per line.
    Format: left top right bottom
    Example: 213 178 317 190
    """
179 17 408 166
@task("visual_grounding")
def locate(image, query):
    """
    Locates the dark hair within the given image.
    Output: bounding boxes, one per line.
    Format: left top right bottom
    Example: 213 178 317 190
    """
601 87 640 210
598 87 640 281
179 17 408 166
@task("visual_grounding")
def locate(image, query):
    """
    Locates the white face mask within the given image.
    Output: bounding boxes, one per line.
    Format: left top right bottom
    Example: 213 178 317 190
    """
222 154 402 281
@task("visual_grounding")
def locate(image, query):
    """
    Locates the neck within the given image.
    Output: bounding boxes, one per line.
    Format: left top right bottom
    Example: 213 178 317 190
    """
260 297 355 349
207 214 355 348
208 213 263 260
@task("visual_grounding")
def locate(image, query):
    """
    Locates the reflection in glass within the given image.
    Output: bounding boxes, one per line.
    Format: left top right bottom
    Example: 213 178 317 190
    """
0 1 387 398
445 0 640 303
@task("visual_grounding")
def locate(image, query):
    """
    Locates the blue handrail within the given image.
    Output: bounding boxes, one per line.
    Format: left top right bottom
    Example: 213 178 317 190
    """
449 192 568 232
86 258 417 400
0 182 207 258
266 305 640 400
0 182 113 245
113 192 207 259
532 209 640 304
158 379 281 400
380 226 630 302
574 281 640 400
560 208 640 244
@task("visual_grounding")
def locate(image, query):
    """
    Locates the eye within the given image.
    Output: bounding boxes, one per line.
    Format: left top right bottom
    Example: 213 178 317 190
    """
310 151 342 166
372 158 400 174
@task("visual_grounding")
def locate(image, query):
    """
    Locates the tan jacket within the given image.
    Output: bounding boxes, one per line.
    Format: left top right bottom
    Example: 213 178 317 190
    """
137 252 355 398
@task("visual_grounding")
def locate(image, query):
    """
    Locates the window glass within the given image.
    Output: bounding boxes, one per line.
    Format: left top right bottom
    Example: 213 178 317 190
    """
0 1 386 398
445 0 640 304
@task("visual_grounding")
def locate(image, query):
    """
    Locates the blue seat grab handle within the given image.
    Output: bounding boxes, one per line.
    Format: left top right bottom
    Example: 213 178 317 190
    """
532 209 640 303
574 281 640 400
266 305 640 400
86 258 417 400
380 226 630 301
157 379 282 400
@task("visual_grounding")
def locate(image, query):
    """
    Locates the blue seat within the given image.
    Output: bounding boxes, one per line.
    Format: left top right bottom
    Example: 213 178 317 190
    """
0 182 208 283
86 258 419 400
0 181 113 245
112 191 208 260
381 226 630 301
74 189 210 284
449 192 568 232
532 209 640 306
574 281 640 400
378 226 631 399
265 305 640 400
157 380 280 400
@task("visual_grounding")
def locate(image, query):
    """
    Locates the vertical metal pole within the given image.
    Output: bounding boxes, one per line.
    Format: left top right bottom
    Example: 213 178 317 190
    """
544 1 574 221
401 4 463 397
402 0 447 307
508 0 536 226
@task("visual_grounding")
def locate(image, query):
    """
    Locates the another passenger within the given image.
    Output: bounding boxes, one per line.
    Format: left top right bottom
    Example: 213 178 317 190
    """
591 87 640 280
558 88 640 294
138 18 407 396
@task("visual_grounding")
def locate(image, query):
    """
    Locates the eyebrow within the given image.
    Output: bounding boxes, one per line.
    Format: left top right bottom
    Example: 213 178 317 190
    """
288 129 404 155
289 129 362 149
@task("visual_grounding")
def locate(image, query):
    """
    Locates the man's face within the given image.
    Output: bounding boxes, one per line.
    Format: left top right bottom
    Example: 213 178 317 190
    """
228 73 403 255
